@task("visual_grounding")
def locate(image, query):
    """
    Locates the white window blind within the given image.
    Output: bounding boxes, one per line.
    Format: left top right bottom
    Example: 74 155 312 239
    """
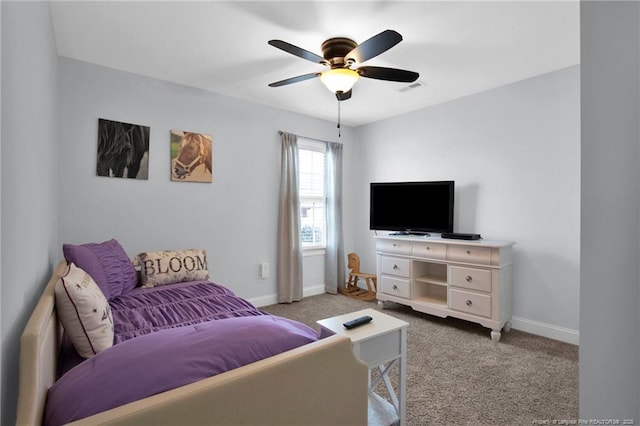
298 139 326 248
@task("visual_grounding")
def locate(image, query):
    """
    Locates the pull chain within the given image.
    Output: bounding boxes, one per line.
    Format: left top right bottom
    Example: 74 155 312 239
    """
337 100 341 138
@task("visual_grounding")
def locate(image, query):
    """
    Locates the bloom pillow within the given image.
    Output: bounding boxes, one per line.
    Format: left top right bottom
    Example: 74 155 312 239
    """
55 263 114 358
63 239 137 300
137 249 209 288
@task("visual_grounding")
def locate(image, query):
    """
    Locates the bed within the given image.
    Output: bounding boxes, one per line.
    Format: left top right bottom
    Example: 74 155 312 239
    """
16 241 368 425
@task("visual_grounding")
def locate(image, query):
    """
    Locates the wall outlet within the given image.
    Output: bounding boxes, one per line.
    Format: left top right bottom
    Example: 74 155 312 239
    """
260 262 269 280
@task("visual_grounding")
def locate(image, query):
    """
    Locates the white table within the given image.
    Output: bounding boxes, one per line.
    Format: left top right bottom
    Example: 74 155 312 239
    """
317 308 409 426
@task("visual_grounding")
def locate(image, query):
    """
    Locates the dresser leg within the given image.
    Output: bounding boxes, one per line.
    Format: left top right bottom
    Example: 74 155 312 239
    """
490 330 501 342
377 300 385 309
503 321 511 333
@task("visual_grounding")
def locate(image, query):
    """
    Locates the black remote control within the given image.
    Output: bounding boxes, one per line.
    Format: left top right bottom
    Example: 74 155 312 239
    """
343 315 373 329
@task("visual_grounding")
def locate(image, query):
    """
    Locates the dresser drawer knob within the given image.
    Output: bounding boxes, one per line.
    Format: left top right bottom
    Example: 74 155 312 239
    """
466 250 471 255
466 275 473 283
466 300 473 307
393 264 399 270
393 285 398 291
426 246 430 250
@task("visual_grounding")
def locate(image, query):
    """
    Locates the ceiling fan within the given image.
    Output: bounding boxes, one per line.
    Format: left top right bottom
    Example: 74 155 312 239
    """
268 30 419 101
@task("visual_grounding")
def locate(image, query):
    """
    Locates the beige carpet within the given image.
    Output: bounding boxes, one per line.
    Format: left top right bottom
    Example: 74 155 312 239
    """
261 293 578 426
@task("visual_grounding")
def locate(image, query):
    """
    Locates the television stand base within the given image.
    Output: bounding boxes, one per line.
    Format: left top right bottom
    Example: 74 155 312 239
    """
390 231 431 236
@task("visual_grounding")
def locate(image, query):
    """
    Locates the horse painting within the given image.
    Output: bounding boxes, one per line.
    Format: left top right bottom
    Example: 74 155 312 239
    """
97 119 150 179
171 131 213 182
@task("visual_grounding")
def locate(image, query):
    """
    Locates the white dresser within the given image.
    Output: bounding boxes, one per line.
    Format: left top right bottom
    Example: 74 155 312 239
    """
375 235 515 341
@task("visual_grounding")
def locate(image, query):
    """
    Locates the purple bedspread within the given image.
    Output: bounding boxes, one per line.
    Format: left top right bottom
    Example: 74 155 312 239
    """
44 315 318 426
56 280 272 377
46 280 320 425
110 280 266 343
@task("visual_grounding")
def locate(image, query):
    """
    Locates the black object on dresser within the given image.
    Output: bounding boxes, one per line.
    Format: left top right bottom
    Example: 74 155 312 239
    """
441 232 482 240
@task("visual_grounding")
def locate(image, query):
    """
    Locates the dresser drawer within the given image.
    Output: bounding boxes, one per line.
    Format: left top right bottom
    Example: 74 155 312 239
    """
450 266 492 293
377 239 412 255
380 276 411 299
450 289 491 318
381 257 410 278
448 245 493 265
411 242 446 260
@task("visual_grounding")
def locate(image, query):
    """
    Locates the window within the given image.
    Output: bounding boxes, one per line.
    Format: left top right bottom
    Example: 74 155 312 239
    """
298 139 326 249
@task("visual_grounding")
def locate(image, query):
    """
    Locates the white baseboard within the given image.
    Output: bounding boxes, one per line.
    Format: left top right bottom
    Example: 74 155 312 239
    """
248 284 326 308
303 284 327 298
248 294 278 308
510 316 579 345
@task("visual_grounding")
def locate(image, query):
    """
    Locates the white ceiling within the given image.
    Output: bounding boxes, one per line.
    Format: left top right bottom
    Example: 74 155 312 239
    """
49 1 580 127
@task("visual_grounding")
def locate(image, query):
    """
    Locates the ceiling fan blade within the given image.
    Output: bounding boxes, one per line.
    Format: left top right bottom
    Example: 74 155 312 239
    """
335 89 352 101
268 40 326 64
357 66 419 83
345 30 403 64
268 72 321 87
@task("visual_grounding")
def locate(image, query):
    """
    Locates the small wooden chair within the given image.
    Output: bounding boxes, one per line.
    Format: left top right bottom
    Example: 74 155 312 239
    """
339 253 378 301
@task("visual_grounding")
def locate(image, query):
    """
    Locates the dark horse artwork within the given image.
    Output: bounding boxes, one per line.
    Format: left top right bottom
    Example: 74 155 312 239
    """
97 119 150 179
172 131 212 182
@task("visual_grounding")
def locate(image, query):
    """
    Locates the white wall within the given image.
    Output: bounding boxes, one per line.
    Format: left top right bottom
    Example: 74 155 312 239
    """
1 2 59 424
0 3 3 422
354 66 581 342
580 1 640 421
57 58 356 304
0 1 3 421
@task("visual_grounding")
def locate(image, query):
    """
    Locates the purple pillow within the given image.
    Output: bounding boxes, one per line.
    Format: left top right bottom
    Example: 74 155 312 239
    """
63 239 137 300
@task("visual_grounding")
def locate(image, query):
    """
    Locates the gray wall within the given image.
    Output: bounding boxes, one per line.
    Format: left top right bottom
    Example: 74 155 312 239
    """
580 1 640 421
354 66 581 342
57 57 356 305
1 2 59 425
0 2 3 422
0 1 3 422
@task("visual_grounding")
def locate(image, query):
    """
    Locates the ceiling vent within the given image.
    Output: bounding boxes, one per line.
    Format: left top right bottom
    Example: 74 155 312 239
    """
398 80 427 92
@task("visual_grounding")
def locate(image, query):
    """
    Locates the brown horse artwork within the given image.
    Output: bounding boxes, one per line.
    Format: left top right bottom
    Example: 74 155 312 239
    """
171 131 212 182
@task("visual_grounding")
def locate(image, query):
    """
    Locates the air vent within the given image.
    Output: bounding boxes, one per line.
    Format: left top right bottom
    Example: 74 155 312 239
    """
398 80 427 92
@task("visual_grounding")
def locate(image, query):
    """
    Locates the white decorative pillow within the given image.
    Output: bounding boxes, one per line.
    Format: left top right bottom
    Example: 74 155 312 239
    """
55 263 114 358
136 249 209 288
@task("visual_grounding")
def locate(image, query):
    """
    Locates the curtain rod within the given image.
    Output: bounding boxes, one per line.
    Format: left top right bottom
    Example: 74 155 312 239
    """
278 131 342 145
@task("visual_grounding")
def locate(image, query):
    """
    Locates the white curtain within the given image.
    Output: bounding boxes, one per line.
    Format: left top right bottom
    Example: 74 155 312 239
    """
276 132 303 303
324 142 345 294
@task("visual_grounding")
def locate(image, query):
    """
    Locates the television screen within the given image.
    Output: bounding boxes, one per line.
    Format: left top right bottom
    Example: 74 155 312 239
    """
370 181 454 234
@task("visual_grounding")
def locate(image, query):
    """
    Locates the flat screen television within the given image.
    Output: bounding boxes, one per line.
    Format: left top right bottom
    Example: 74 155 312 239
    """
369 181 454 234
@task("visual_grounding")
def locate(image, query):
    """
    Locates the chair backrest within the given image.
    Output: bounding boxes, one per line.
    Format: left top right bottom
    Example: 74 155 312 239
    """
347 253 361 274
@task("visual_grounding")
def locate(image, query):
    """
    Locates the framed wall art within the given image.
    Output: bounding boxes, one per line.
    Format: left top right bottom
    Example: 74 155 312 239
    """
171 130 213 183
96 118 150 179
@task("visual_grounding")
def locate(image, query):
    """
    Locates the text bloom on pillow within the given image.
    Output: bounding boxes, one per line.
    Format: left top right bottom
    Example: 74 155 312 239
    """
54 263 114 358
137 249 209 288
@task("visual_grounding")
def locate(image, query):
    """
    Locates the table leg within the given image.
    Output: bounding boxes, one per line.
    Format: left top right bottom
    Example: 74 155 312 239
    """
399 328 407 425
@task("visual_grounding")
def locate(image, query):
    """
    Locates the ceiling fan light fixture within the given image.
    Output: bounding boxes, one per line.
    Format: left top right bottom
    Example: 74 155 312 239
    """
320 68 359 93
